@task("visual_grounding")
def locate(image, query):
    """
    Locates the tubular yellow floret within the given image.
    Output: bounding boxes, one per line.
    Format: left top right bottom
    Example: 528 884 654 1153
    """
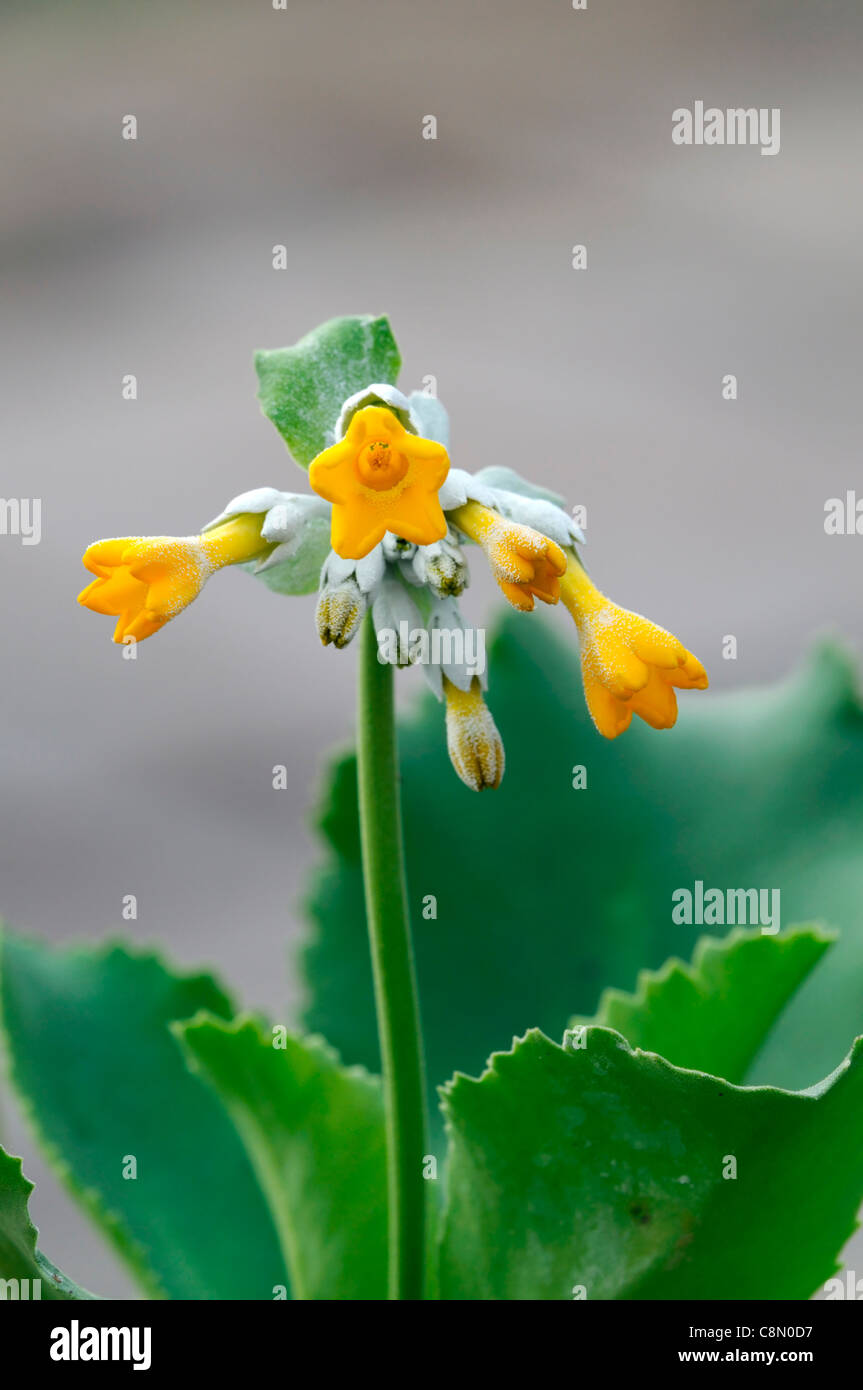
560 550 708 739
78 514 271 644
450 501 567 611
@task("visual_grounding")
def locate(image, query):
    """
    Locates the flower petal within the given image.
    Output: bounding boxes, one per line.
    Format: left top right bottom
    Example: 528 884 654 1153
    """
628 667 679 729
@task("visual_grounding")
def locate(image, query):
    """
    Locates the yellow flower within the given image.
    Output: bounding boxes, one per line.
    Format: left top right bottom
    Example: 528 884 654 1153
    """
309 405 450 560
560 552 708 738
443 676 505 791
78 514 269 644
449 501 567 611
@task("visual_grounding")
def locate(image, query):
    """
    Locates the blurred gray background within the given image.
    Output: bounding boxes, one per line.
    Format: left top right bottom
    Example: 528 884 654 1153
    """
1 0 861 1297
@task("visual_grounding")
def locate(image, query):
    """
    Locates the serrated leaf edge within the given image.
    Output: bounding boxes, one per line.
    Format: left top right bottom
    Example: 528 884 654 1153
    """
574 923 838 1036
0 926 243 1301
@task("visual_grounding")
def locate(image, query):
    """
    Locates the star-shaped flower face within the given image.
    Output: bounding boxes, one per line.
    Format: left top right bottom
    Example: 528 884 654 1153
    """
77 333 710 782
309 405 450 560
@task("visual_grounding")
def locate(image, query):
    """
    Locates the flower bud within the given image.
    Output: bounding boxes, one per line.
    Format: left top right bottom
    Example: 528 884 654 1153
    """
444 676 505 791
315 577 366 649
415 534 469 597
383 533 418 565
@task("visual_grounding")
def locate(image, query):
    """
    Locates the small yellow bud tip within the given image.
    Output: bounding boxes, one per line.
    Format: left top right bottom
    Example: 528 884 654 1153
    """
309 405 450 559
443 676 505 792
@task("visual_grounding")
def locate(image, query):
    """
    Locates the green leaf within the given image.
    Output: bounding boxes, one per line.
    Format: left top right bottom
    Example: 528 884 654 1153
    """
0 931 287 1300
301 614 863 1112
577 926 836 1083
256 315 401 467
176 1015 387 1300
242 521 332 597
439 1027 863 1300
0 1146 98 1299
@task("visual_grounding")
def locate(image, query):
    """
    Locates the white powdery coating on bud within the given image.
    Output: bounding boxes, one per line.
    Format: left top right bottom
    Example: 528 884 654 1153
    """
490 490 584 547
419 597 487 700
412 533 469 597
150 538 214 622
316 578 366 649
371 570 425 666
472 465 566 509
319 545 385 596
446 692 505 792
202 491 337 595
383 533 424 588
355 545 386 594
254 498 332 582
320 551 357 587
334 383 421 441
441 467 584 546
260 494 330 545
202 488 298 532
439 468 499 513
406 391 450 447
382 533 417 563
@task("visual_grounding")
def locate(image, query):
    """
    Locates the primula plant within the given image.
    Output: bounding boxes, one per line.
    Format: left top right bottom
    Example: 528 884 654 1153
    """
77 315 708 778
1 314 863 1302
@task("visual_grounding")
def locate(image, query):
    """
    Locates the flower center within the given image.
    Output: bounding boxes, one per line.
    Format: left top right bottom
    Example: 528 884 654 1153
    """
355 440 408 491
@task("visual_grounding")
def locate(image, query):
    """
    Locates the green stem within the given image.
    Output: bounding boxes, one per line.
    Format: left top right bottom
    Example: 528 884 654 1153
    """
356 613 428 1300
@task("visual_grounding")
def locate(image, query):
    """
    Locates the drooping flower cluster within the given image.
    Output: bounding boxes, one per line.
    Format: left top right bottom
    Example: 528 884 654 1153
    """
79 341 707 790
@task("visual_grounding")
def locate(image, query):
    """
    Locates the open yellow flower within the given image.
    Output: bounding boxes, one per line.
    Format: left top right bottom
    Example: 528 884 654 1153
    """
449 500 567 611
309 405 450 560
78 514 270 644
78 337 709 775
560 551 708 738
